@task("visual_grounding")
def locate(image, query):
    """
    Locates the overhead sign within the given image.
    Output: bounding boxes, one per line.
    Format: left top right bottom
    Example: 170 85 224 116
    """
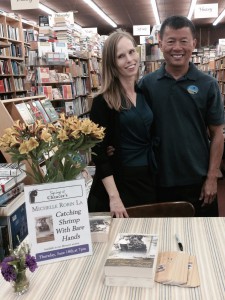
11 0 39 10
194 4 218 19
83 28 98 35
219 39 225 45
54 11 74 24
133 25 150 36
25 179 92 265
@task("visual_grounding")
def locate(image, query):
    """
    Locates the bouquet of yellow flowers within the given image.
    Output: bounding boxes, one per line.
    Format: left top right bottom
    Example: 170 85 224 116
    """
0 114 105 183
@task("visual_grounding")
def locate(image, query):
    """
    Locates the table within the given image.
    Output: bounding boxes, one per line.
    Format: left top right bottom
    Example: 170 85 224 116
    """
1 217 225 300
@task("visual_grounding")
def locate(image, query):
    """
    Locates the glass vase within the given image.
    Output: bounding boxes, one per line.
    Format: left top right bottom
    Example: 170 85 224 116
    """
12 269 29 295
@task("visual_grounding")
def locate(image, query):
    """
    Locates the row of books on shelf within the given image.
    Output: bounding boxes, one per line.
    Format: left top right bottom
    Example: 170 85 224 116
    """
38 85 74 100
63 97 90 116
7 24 20 41
0 59 25 75
35 67 73 83
69 58 89 77
15 98 59 125
0 77 25 93
23 28 38 43
9 43 23 58
0 77 11 92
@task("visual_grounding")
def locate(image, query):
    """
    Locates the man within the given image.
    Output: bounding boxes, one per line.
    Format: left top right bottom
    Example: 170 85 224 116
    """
139 16 224 216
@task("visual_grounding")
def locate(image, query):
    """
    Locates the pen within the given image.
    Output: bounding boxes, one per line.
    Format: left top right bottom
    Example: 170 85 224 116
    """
175 234 183 251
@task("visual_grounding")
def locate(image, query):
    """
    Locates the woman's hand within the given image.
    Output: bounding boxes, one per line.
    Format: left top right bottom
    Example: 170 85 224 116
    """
109 195 129 218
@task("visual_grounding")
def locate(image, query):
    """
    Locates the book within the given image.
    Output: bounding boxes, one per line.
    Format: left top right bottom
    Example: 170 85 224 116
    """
52 88 63 100
34 100 51 123
104 233 159 280
0 162 26 177
89 215 112 243
26 100 44 122
36 67 50 83
0 183 24 206
15 102 35 125
0 171 26 195
40 98 59 122
62 85 73 99
0 225 10 260
0 199 28 250
105 275 155 288
0 191 24 216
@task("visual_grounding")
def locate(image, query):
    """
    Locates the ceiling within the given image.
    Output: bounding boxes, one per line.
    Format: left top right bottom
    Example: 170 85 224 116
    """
1 0 225 35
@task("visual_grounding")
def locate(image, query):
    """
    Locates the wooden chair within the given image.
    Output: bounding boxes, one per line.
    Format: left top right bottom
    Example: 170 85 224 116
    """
126 201 195 218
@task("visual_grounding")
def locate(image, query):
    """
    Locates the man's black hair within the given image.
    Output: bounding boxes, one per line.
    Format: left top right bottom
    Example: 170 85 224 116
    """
159 16 196 39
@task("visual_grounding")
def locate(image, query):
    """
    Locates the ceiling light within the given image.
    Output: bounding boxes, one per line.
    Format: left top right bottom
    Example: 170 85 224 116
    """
187 0 197 20
82 0 117 28
39 3 56 15
150 0 160 25
213 8 225 26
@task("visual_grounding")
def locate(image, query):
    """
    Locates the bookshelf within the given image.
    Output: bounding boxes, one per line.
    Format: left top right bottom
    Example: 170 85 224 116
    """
0 14 27 100
214 56 225 105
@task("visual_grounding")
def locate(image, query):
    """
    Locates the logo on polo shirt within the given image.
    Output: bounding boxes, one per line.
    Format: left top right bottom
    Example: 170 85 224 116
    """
187 85 199 94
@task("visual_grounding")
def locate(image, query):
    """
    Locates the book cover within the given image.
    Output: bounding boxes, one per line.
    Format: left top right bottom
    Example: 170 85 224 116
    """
52 88 63 100
0 199 28 251
62 85 73 99
65 101 75 116
15 102 35 125
90 215 112 243
34 100 51 123
0 163 26 178
40 99 59 122
104 233 159 279
27 100 44 122
37 67 50 83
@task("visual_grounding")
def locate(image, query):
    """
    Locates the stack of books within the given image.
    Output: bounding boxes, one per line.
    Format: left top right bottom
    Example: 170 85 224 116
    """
104 233 159 288
0 163 27 261
0 163 26 196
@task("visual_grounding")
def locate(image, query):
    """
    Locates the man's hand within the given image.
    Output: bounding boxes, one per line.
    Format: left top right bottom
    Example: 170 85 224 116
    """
199 176 217 205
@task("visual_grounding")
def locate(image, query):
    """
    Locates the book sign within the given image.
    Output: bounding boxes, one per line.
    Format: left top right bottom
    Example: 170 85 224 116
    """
133 25 150 36
24 179 93 265
194 4 218 19
11 0 39 10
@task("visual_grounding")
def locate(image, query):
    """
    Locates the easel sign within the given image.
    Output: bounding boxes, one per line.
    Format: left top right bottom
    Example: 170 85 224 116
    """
24 179 92 265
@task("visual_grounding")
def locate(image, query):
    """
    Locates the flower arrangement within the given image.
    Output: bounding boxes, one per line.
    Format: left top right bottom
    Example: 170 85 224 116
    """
1 241 37 282
1 239 37 294
0 114 105 183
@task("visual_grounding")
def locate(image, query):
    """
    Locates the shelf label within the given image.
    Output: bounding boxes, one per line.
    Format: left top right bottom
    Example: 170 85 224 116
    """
11 0 39 10
133 25 150 36
194 4 218 19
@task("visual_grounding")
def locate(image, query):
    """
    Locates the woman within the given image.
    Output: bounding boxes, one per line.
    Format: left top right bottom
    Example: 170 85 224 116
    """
88 30 157 218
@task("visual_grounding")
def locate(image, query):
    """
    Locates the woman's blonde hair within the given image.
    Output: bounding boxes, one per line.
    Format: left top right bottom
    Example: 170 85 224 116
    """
100 29 139 111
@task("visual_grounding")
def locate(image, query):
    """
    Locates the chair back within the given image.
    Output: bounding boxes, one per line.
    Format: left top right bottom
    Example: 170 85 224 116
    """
126 201 195 218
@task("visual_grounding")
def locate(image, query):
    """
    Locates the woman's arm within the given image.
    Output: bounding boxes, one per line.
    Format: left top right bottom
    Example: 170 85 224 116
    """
90 95 129 217
102 176 129 218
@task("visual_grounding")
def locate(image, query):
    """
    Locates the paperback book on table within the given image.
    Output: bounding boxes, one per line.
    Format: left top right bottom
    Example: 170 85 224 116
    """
89 215 112 243
104 233 159 288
